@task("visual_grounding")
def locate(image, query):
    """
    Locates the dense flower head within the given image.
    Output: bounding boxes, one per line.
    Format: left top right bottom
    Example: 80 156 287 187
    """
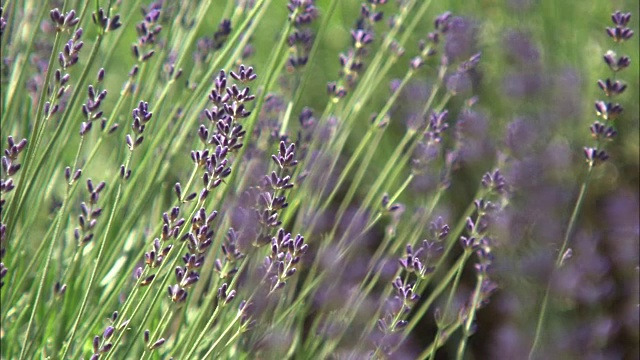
261 228 307 292
57 29 83 70
287 0 318 25
92 7 122 33
50 8 80 31
398 218 448 277
132 5 162 61
607 11 634 42
583 12 633 166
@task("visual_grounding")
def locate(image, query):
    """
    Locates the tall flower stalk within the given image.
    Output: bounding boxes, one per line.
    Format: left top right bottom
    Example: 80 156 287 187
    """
529 10 634 359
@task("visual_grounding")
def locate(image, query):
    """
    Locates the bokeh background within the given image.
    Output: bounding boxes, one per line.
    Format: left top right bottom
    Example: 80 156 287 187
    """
241 1 640 358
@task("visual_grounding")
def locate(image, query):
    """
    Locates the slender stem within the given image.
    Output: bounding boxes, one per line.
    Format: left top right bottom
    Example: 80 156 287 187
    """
556 167 593 267
2 3 48 119
18 174 71 360
104 203 201 360
201 313 243 359
456 273 485 360
3 27 64 241
60 151 133 359
5 32 104 250
529 280 552 360
182 303 224 359
289 0 339 113
140 308 173 360
417 321 464 359
529 165 593 359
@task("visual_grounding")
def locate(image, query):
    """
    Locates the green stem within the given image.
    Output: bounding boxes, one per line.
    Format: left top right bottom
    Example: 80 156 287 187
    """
18 179 71 360
60 150 133 359
289 0 339 114
182 303 224 359
2 3 48 119
556 167 593 267
5 32 104 250
417 321 464 359
140 308 173 360
103 203 201 360
3 26 64 242
201 313 243 359
529 280 552 360
456 273 485 360
529 166 593 359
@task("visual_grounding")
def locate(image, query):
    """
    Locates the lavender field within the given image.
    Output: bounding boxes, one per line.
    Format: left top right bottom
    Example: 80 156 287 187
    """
0 1 638 359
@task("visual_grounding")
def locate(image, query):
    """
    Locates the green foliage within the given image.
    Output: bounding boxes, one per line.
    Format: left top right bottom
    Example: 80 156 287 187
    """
0 1 637 359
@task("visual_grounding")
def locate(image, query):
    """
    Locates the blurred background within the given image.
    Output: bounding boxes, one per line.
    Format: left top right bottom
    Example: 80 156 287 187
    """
250 1 640 357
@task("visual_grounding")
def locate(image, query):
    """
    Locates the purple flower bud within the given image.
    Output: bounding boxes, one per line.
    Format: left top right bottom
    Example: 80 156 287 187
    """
92 335 100 353
103 326 115 340
150 338 165 350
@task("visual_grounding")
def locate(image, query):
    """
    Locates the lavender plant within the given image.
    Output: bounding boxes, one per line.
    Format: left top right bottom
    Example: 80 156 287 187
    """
529 10 636 359
0 1 637 359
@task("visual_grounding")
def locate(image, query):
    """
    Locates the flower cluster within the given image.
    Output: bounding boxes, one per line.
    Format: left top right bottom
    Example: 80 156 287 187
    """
584 11 633 166
80 69 114 136
217 281 237 306
436 15 482 97
194 66 257 201
0 136 27 211
260 228 308 293
88 311 129 360
92 7 122 34
44 22 83 119
409 11 452 71
139 207 184 276
73 179 106 246
134 207 184 290
459 200 495 269
0 136 26 287
0 7 6 36
120 101 153 181
0 261 6 288
58 28 83 70
253 141 299 246
132 6 162 62
193 18 232 65
398 217 448 278
375 218 449 355
143 329 166 351
286 0 318 70
214 228 244 279
411 110 450 175
50 8 80 32
125 101 153 151
463 170 507 272
168 207 218 305
327 0 389 98
213 19 233 50
375 277 419 347
294 107 317 160
0 136 27 247
166 65 258 304
211 139 305 335
458 277 498 323
454 171 506 356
